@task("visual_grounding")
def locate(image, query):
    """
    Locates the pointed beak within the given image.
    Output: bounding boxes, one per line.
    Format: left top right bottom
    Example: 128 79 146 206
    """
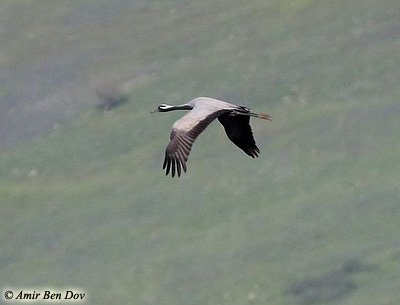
150 108 159 114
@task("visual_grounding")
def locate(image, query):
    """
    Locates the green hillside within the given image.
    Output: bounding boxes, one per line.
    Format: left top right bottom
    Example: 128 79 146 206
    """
1 0 400 304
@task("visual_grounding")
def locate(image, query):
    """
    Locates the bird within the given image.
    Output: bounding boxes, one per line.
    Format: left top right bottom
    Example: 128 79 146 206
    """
151 97 271 177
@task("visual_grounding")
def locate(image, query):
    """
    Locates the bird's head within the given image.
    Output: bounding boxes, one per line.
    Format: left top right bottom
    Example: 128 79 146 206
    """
151 104 174 113
151 103 193 113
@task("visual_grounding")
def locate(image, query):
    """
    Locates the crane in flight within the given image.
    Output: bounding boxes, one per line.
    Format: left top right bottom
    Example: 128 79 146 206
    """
152 97 271 177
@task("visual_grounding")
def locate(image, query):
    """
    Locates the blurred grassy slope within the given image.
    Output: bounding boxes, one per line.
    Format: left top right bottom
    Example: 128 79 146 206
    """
0 0 155 147
1 0 400 304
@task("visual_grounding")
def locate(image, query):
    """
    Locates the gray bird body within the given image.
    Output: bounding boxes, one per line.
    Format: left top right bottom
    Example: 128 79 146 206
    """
172 97 238 131
153 97 271 177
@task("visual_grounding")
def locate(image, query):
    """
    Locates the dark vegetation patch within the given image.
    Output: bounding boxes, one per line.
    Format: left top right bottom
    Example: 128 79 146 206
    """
342 258 377 273
287 259 376 304
94 81 129 112
287 270 356 304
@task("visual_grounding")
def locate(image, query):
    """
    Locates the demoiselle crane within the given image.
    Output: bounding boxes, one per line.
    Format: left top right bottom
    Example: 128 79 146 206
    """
152 97 271 177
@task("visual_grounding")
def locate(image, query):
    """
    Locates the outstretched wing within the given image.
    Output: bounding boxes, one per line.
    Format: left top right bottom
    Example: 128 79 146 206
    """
218 113 260 158
163 110 224 177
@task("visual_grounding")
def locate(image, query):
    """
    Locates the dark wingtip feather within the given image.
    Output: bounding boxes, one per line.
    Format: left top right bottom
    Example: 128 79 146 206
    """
171 159 176 177
163 153 168 169
166 157 171 175
176 157 181 177
244 147 260 158
163 153 188 177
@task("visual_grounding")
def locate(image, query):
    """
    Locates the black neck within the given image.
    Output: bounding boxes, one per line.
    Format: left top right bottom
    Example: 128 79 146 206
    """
162 104 193 112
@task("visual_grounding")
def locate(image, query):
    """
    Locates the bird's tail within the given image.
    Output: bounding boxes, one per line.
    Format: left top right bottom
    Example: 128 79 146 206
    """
242 111 272 121
257 113 272 120
234 106 272 121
